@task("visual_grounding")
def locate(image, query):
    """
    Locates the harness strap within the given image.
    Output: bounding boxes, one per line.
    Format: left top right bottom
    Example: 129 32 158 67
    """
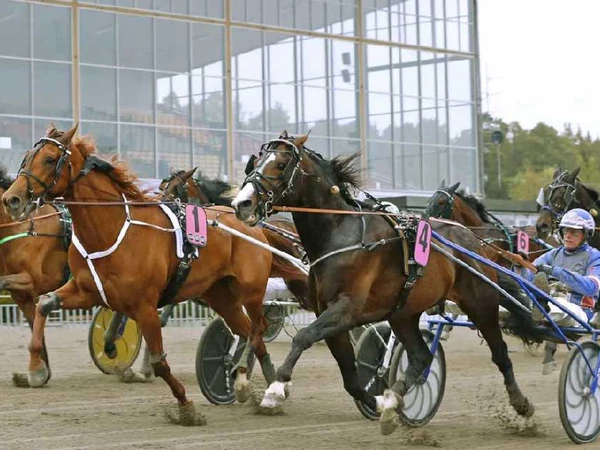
0 232 29 245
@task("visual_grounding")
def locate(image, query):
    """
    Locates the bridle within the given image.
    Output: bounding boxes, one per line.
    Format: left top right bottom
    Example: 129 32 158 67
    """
17 137 72 207
240 138 305 220
426 189 455 219
540 171 593 229
161 171 190 203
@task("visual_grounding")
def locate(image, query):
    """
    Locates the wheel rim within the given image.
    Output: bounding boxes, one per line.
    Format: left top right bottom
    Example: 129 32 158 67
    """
561 342 600 441
355 324 393 419
89 308 142 374
197 318 254 405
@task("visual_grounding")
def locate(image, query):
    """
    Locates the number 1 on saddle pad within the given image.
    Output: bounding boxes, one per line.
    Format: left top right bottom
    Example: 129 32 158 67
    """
517 230 529 255
414 220 432 267
185 204 208 247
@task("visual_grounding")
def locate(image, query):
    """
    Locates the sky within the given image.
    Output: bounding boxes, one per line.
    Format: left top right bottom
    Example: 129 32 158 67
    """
478 0 600 138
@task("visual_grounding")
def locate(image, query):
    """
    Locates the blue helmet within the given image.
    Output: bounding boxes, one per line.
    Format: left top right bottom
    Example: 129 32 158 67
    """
559 208 595 238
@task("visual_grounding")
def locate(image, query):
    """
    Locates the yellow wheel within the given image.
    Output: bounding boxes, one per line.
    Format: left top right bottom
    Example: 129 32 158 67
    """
88 307 143 374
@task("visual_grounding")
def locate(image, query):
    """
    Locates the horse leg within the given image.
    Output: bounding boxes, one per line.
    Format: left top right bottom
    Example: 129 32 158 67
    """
243 296 277 386
138 304 176 379
541 342 558 375
28 281 97 387
103 311 125 360
379 314 433 435
260 293 357 410
460 295 535 418
326 330 378 411
134 303 205 426
10 291 52 387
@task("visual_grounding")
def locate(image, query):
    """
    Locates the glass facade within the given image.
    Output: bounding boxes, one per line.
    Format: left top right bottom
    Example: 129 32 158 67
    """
0 0 480 193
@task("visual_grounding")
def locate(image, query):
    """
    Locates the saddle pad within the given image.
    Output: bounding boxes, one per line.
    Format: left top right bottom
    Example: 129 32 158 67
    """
185 204 208 247
414 220 432 267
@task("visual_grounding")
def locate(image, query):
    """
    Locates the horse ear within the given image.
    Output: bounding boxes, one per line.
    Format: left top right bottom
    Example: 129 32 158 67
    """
279 130 289 139
293 133 309 149
553 167 563 179
439 179 446 189
448 181 461 193
183 167 197 180
45 122 57 137
59 123 79 146
570 167 581 180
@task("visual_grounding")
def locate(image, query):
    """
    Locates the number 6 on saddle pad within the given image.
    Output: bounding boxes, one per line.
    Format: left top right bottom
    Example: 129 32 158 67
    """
414 220 432 267
185 204 208 247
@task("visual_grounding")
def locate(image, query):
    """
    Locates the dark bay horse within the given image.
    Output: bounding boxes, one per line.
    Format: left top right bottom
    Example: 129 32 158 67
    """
160 168 310 310
536 167 600 249
0 166 71 387
232 132 535 435
2 124 301 425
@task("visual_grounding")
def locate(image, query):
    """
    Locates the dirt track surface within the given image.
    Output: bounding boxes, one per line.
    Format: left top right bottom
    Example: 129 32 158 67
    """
0 324 589 449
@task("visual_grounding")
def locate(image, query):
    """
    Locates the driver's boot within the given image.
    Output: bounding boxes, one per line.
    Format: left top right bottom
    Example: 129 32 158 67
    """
531 272 551 323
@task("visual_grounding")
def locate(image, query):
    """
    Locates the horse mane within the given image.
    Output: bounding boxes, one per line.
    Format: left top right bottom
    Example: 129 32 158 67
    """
71 135 150 201
0 165 14 190
194 170 233 206
582 183 600 205
455 190 493 223
305 149 363 204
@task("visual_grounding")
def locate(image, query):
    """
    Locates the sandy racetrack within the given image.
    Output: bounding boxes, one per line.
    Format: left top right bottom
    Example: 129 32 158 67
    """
0 324 589 449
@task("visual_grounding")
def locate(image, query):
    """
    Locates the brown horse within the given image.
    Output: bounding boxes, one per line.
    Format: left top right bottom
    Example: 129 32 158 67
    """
160 168 310 310
232 132 535 435
1 124 300 425
426 181 556 263
0 167 71 387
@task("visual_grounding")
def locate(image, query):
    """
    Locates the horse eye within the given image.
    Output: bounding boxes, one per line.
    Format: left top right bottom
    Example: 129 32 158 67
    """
277 163 286 170
45 156 56 164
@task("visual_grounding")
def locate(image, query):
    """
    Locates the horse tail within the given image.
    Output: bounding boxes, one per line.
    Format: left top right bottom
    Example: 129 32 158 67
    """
261 228 312 311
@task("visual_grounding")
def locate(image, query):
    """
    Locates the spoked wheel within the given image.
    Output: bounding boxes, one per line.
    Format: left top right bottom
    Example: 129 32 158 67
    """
88 307 143 374
262 303 284 343
195 317 256 405
558 340 600 444
388 328 446 427
354 323 395 420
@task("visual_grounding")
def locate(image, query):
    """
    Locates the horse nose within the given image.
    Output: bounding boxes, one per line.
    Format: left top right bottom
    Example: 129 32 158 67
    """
3 194 22 211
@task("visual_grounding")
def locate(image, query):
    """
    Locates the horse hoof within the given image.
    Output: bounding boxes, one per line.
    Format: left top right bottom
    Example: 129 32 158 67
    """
139 366 154 379
27 361 49 388
115 367 149 384
234 373 251 404
164 400 207 426
259 381 287 410
380 408 400 436
12 372 30 388
104 342 117 360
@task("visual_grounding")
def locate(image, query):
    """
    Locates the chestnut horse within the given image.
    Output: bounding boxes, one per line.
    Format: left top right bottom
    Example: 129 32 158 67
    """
0 166 71 387
232 132 535 435
426 181 557 263
2 124 300 425
160 168 309 310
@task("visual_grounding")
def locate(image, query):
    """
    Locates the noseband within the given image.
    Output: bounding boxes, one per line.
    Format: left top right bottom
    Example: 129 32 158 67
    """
241 138 304 220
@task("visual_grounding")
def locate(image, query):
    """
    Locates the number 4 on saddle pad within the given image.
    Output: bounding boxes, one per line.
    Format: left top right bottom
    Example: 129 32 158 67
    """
185 204 208 247
414 220 432 267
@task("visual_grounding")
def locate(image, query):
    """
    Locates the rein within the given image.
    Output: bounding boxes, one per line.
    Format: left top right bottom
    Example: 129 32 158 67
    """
0 211 63 229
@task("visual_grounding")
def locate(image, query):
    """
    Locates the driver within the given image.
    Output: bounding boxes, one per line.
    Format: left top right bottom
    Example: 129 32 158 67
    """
522 208 600 329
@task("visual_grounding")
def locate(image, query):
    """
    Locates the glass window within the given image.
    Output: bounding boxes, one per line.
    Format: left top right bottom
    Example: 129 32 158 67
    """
190 0 224 19
301 86 328 130
192 23 224 72
80 121 118 155
331 137 360 158
448 102 474 146
33 4 71 61
0 117 32 173
80 10 116 66
450 147 476 190
368 140 394 190
119 69 154 123
0 58 31 115
81 66 117 121
192 88 225 130
447 58 472 101
157 127 191 178
156 18 189 73
120 124 155 178
193 129 227 180
118 14 153 69
399 143 422 189
0 1 30 58
33 62 72 118
156 73 190 126
267 84 296 134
